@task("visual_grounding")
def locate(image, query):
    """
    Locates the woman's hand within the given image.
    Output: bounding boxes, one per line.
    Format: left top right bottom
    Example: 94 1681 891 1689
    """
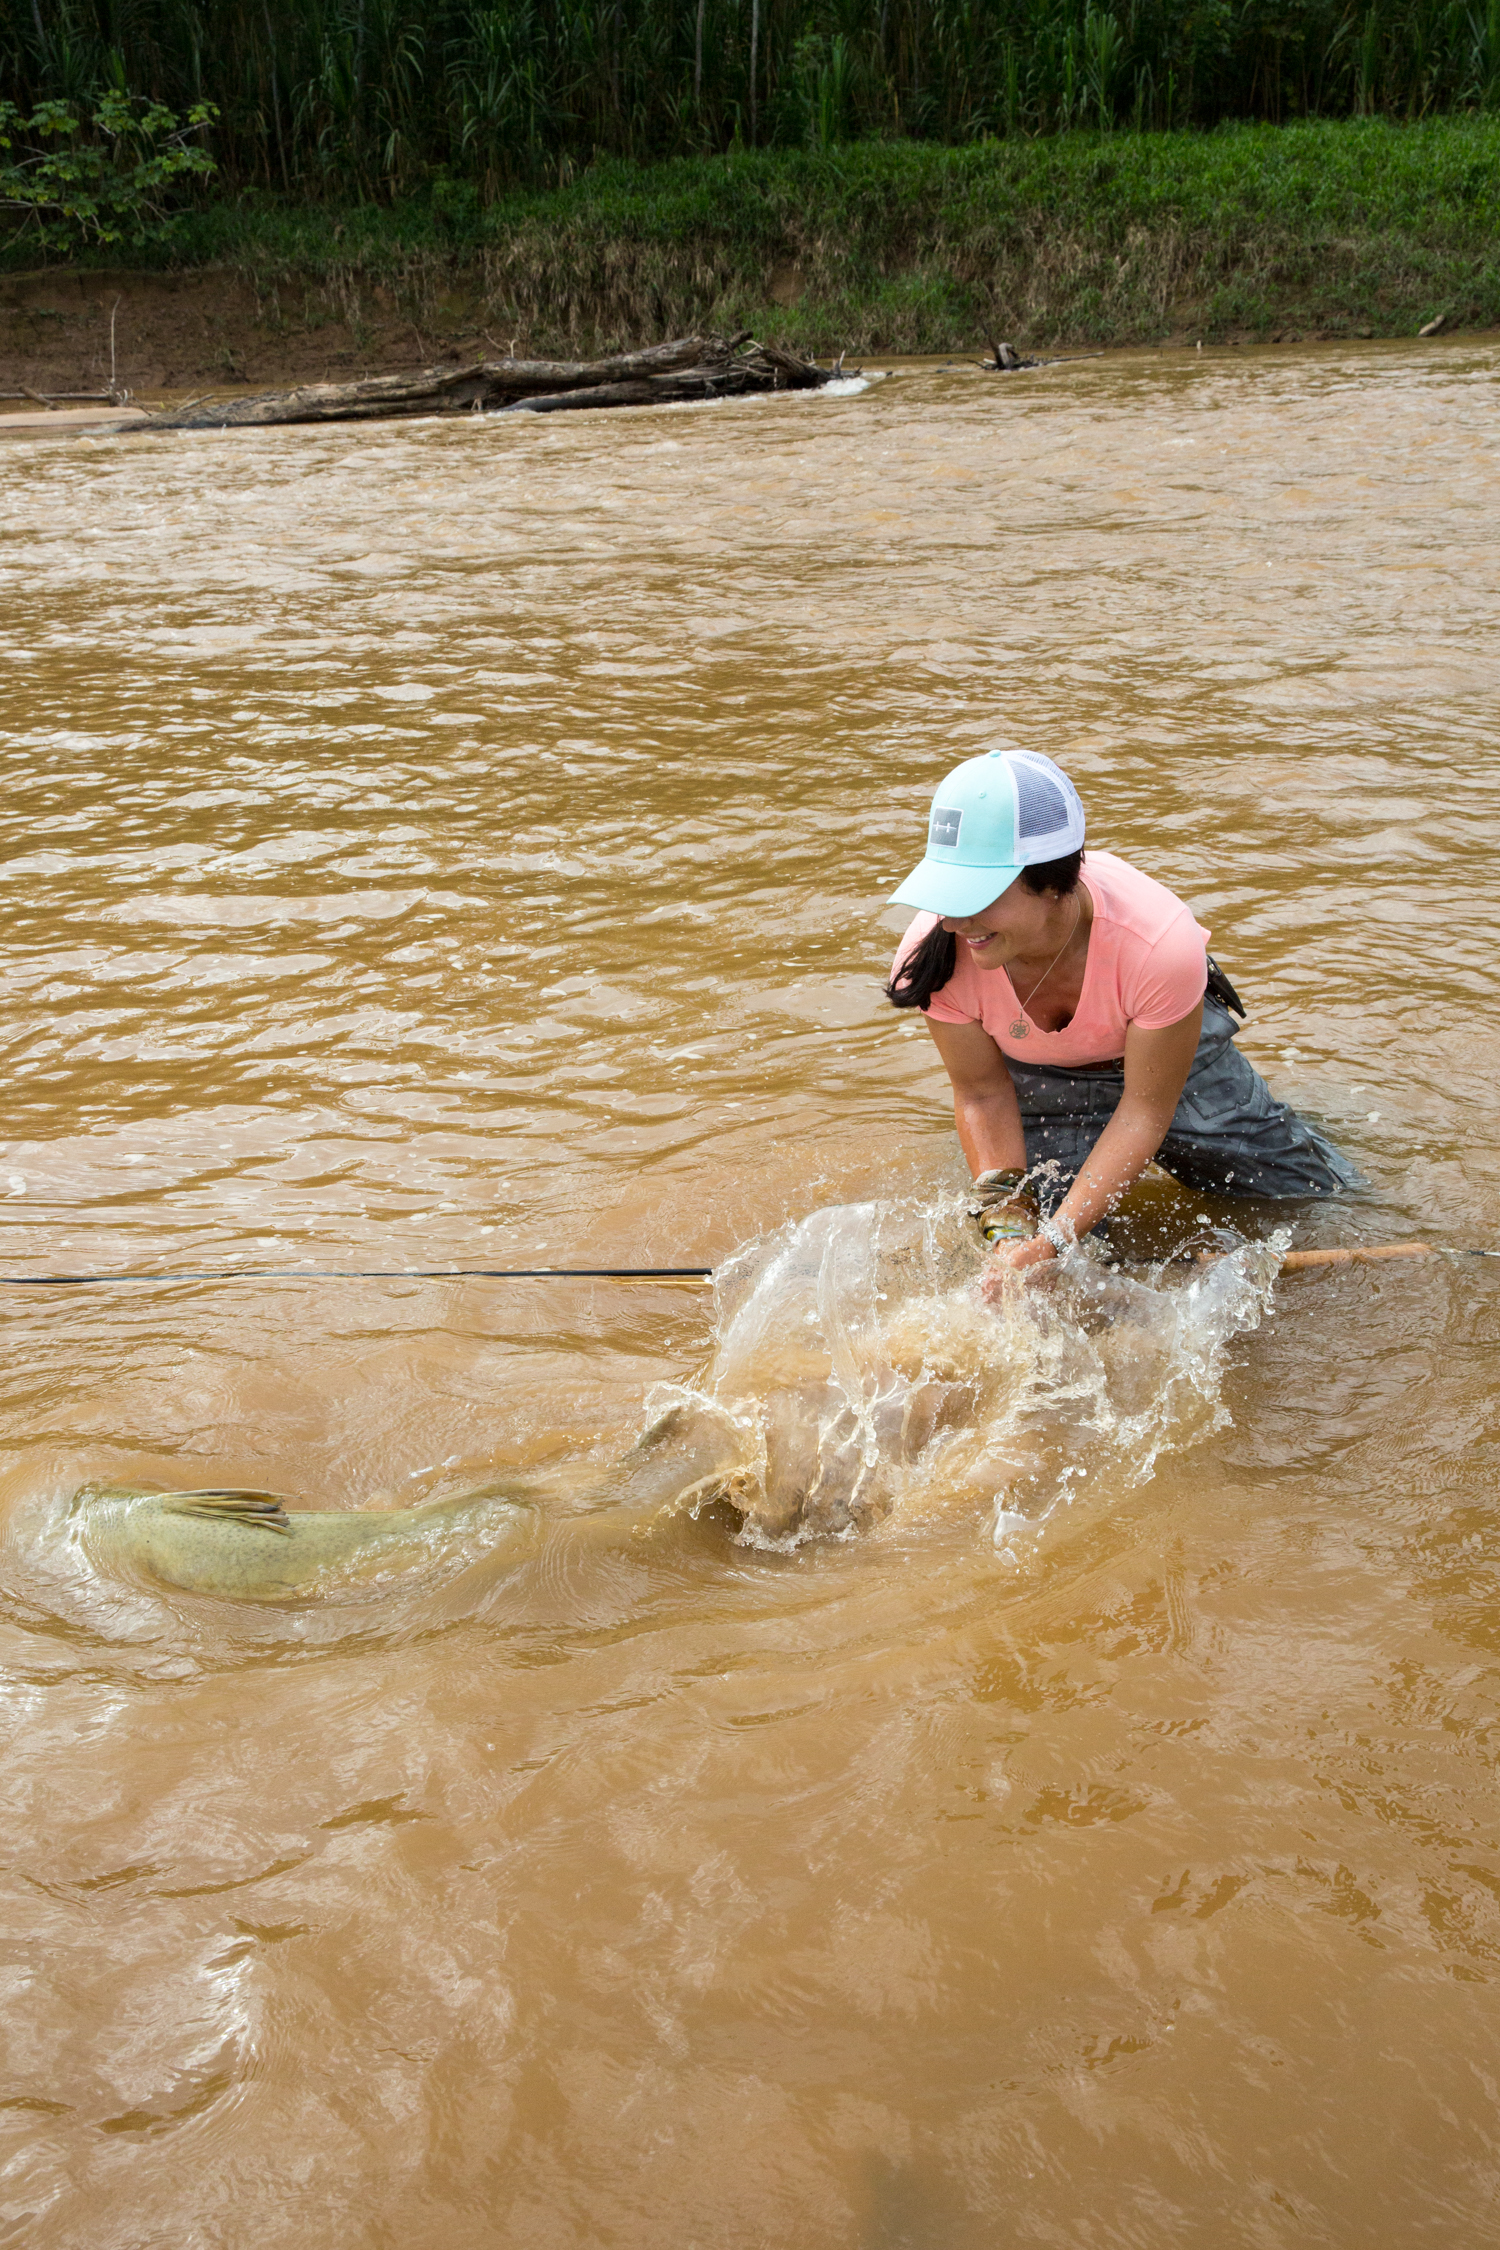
978 1234 1058 1298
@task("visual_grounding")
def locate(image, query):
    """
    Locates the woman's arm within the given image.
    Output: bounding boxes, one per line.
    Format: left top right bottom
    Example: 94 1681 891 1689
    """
924 1017 1028 1173
989 1000 1204 1273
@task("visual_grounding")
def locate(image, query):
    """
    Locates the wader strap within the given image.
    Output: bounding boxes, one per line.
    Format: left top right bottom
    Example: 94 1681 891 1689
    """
1205 955 1246 1019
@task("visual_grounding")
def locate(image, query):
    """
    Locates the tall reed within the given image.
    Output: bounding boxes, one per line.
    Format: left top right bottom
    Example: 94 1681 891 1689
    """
4 0 1498 200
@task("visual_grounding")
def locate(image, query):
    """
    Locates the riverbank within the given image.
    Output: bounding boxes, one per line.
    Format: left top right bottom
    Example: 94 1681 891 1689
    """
4 118 1497 393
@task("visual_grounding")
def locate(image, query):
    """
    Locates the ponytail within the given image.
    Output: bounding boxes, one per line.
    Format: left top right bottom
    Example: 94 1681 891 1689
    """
885 921 957 1012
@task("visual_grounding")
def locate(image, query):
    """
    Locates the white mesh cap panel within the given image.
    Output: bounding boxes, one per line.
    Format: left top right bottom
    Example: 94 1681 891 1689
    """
1009 751 1086 864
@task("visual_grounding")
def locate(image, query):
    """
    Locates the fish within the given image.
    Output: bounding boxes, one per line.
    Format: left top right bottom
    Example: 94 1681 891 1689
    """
60 1201 1283 1599
68 1482 537 1602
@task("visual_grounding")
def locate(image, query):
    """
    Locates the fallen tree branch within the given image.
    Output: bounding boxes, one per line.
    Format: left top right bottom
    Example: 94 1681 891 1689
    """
0 386 132 407
144 333 848 431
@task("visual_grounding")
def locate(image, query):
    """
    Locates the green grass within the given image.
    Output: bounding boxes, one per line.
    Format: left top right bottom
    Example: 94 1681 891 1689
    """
14 117 1500 352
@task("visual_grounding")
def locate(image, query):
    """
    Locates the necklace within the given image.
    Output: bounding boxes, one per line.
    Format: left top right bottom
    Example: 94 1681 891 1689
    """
1007 899 1081 1040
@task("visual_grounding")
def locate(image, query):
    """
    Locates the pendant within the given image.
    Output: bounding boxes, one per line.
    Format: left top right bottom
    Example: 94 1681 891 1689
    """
1009 1019 1029 1039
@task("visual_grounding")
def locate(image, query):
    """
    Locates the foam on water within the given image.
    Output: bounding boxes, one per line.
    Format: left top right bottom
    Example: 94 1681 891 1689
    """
629 1197 1288 1551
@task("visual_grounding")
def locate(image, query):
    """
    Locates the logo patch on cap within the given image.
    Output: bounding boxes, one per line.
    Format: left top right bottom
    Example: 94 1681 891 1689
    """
930 805 963 849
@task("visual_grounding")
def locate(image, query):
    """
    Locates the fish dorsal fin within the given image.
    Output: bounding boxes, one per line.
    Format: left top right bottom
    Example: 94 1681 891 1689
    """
164 1489 294 1536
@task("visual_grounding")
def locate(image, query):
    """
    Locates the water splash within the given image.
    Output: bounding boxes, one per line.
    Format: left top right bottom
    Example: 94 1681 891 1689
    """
624 1197 1287 1551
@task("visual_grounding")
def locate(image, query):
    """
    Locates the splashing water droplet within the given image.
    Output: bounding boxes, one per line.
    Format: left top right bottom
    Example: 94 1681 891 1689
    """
620 1197 1287 1553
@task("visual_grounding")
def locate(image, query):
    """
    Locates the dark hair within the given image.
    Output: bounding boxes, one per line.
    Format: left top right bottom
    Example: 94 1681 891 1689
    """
884 850 1084 1012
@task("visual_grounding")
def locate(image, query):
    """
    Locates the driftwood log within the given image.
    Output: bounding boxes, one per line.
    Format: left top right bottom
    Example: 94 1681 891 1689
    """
145 333 844 432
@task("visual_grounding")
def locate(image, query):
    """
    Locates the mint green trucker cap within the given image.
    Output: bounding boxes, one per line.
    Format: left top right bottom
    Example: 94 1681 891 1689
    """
890 749 1086 918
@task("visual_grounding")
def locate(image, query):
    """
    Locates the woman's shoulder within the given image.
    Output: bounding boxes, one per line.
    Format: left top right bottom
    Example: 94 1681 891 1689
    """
1083 850 1201 945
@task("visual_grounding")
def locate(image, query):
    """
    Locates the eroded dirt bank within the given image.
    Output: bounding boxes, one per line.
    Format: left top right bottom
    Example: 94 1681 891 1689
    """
6 121 1498 396
0 268 514 397
3 260 1486 402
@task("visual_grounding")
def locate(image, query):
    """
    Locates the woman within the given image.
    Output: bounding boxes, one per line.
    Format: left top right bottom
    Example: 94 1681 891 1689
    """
887 746 1360 1273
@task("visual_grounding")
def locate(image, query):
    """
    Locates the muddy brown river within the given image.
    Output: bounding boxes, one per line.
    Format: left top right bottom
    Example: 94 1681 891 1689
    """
2 342 1499 2245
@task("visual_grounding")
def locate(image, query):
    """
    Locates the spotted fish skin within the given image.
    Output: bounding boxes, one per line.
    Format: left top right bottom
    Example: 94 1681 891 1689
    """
70 1484 537 1602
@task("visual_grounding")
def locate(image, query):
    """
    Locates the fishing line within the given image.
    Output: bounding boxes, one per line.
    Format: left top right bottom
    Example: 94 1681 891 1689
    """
0 1264 715 1288
0 1246 1493 1290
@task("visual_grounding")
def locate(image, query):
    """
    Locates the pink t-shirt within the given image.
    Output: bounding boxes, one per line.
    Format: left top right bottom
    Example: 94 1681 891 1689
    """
894 850 1208 1067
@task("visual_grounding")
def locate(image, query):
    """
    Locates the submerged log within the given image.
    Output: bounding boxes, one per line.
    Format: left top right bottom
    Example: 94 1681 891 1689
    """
145 333 845 432
983 339 1036 371
976 337 1107 373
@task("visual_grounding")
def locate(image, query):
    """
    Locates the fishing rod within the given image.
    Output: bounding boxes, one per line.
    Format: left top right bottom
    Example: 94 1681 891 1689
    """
1206 1243 1499 1271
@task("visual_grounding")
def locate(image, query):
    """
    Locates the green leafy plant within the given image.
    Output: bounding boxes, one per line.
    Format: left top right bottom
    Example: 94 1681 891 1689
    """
0 90 217 252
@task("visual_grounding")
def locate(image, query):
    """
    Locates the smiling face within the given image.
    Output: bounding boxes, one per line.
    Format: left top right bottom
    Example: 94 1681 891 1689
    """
940 877 1072 972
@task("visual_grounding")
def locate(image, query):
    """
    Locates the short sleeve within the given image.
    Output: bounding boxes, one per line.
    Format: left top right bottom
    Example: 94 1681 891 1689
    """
890 913 976 1025
921 984 977 1026
1125 912 1208 1030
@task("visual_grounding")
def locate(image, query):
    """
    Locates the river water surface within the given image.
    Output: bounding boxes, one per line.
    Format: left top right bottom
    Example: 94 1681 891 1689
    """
2 342 1499 2245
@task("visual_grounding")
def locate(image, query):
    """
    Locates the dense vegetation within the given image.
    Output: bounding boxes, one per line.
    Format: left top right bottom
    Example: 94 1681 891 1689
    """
4 0 1500 210
4 7 1496 354
71 119 1495 353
